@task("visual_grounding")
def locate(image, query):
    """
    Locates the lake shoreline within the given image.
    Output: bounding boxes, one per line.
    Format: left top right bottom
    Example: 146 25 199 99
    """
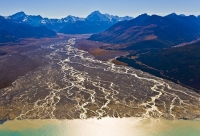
1 117 200 136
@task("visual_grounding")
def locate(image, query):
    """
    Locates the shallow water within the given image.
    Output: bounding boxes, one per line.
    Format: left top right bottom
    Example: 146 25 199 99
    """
0 118 200 136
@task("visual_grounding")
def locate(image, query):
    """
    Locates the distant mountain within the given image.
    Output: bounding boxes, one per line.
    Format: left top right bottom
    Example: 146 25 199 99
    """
0 16 56 43
8 11 133 34
60 11 133 34
89 13 200 50
9 11 84 32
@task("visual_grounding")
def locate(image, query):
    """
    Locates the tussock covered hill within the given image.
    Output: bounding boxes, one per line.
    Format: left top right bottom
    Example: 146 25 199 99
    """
89 13 200 50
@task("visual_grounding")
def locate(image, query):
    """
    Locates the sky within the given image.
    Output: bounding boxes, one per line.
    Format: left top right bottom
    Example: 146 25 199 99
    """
0 0 200 18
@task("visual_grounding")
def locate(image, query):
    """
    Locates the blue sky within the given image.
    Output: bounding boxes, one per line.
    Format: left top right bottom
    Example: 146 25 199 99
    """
0 0 200 18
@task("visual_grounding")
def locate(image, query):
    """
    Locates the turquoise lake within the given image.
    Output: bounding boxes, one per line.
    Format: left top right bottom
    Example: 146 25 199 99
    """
0 118 200 136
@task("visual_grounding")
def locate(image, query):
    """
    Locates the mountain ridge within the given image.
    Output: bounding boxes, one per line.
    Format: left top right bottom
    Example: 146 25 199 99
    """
7 11 133 33
0 15 57 43
89 13 200 50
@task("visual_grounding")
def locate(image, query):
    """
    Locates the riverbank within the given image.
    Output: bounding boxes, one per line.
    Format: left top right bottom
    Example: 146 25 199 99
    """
74 39 127 61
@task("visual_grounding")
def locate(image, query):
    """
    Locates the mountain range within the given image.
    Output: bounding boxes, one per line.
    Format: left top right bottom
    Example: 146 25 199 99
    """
89 13 200 50
0 16 56 43
9 11 85 32
0 11 133 42
2 11 200 47
59 11 133 34
7 11 133 33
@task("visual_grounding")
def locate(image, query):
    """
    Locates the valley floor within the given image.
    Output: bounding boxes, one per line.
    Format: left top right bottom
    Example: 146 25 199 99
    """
0 35 200 121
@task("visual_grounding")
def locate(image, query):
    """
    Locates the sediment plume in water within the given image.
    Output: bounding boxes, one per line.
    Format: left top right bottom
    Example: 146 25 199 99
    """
0 118 200 136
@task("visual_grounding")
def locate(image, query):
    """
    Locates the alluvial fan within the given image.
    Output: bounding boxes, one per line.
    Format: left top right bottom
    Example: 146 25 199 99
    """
0 38 200 120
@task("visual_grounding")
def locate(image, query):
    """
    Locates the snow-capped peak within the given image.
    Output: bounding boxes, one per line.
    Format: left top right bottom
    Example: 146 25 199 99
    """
11 11 27 19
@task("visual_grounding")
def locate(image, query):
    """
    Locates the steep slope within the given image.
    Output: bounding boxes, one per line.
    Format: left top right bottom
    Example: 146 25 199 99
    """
135 41 200 91
0 16 57 43
89 13 200 50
